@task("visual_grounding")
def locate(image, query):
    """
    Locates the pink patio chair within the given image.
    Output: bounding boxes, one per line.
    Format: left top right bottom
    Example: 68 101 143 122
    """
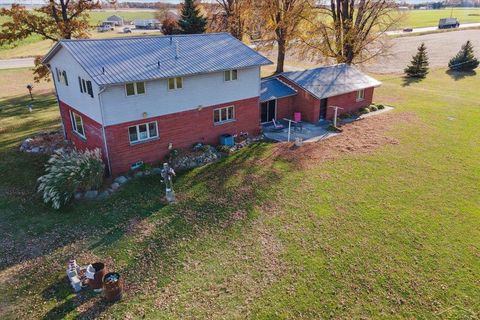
293 112 303 132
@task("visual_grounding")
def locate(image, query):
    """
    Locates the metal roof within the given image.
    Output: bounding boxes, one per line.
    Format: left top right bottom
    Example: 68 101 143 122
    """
260 78 297 102
43 33 273 86
281 64 381 100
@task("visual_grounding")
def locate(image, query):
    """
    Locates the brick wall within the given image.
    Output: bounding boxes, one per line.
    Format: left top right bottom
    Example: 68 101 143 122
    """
104 97 261 176
326 87 374 119
275 96 295 120
278 76 320 122
59 101 106 156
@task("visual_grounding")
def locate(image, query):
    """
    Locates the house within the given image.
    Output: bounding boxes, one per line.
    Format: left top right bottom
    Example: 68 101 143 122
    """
106 15 124 26
42 33 272 176
260 64 381 123
42 33 381 176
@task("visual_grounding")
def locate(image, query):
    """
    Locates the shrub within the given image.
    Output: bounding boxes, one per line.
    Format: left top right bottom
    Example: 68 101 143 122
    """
359 107 370 114
377 104 385 110
370 105 378 112
448 40 479 72
37 148 104 209
339 113 353 119
405 42 429 78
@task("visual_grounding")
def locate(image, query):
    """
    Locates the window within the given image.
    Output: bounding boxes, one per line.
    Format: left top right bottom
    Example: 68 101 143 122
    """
168 77 183 90
356 89 365 101
70 111 85 138
128 121 158 143
214 106 235 124
56 68 68 85
224 69 238 82
78 77 93 98
126 82 146 96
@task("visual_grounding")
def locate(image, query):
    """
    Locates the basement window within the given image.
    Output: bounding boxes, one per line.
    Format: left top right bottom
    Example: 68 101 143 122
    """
356 89 365 101
126 82 146 96
69 111 85 138
128 121 158 143
168 77 183 90
214 106 235 124
224 69 238 82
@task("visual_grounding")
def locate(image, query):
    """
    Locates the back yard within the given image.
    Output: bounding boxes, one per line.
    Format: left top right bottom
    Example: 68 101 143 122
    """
0 68 479 319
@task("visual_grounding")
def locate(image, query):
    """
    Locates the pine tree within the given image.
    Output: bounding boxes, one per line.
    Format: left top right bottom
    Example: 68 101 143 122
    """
448 41 479 72
404 43 429 78
178 0 207 34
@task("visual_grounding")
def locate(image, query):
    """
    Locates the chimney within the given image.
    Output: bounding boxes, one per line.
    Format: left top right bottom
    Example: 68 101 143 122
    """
175 40 179 60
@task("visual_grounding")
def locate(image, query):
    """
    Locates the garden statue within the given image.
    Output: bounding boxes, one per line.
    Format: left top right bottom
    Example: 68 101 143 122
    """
160 162 176 203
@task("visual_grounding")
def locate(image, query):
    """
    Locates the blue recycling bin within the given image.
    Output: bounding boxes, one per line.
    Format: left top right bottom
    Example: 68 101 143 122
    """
219 134 234 147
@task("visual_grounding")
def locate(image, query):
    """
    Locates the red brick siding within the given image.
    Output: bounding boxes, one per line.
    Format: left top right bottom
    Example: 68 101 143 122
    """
326 87 374 120
274 96 294 120
59 101 106 155
278 76 320 122
105 97 260 176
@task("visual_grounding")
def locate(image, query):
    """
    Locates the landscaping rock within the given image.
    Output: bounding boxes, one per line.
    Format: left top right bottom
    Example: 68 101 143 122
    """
97 191 110 199
74 192 83 200
134 171 144 178
114 176 128 185
30 147 41 153
110 182 120 191
152 167 162 175
84 190 98 200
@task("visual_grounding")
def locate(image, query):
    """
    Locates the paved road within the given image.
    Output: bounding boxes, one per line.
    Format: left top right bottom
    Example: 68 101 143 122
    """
0 57 35 70
386 22 480 36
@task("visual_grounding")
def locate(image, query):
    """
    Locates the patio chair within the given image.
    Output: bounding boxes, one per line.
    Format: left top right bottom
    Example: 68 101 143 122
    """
270 119 285 132
293 112 303 132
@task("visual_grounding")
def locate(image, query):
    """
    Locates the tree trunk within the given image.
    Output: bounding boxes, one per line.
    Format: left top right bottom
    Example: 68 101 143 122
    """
276 38 286 74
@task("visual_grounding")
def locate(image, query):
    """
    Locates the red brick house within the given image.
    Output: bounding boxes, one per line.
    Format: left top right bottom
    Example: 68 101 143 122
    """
260 64 381 123
43 33 380 176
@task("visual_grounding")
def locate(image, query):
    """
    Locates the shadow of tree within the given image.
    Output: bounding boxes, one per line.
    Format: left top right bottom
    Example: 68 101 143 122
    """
401 76 423 87
446 69 477 81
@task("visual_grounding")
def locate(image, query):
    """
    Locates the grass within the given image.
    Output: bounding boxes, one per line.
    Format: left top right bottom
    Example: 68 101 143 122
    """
0 68 479 319
402 8 480 28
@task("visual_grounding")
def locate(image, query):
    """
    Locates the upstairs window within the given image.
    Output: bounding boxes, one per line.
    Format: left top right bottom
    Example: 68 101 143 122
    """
168 77 183 90
224 69 238 82
56 68 68 86
214 106 235 124
78 77 93 98
356 89 365 101
128 121 158 143
126 82 146 96
69 111 85 138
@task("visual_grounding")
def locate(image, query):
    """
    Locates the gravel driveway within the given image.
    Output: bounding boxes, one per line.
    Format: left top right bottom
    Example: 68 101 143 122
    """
363 29 480 74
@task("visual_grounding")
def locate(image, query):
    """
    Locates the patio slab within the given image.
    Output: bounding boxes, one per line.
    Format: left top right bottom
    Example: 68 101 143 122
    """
262 120 339 143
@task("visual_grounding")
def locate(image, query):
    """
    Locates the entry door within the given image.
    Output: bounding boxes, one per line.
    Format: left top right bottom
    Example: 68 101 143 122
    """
261 100 276 123
319 98 328 120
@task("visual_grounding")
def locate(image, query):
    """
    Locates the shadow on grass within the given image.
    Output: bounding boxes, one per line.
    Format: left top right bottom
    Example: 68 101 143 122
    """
446 69 477 81
401 76 424 87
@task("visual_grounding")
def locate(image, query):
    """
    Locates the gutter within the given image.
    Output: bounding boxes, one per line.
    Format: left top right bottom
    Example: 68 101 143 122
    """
97 86 112 176
46 64 66 139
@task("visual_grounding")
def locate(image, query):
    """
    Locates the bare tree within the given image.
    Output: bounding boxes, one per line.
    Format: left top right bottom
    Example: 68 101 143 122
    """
209 0 252 40
258 0 314 74
302 0 402 65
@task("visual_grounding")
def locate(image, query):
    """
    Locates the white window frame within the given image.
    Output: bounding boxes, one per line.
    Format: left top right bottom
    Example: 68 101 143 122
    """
168 77 183 90
125 82 146 96
57 68 68 86
128 121 159 144
224 69 238 82
214 106 235 125
356 89 365 101
69 111 86 139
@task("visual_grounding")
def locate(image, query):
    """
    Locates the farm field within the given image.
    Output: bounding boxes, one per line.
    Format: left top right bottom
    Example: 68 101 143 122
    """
0 67 479 319
402 8 480 28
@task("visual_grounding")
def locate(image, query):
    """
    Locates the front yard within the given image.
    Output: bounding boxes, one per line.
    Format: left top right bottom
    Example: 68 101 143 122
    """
0 68 479 319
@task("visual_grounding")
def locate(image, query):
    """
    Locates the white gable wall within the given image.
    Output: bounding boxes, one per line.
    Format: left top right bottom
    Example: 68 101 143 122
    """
100 66 261 126
48 48 102 123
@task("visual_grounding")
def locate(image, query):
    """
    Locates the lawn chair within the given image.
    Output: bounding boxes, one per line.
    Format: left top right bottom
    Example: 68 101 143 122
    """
270 119 284 132
293 112 303 132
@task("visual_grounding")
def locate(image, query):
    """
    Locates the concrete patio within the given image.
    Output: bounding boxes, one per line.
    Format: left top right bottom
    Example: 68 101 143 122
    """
262 120 339 143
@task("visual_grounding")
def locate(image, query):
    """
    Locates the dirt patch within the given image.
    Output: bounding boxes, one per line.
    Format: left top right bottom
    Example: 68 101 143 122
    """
276 112 419 169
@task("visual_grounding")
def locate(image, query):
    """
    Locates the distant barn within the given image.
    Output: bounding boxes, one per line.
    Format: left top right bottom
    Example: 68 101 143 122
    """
106 15 124 26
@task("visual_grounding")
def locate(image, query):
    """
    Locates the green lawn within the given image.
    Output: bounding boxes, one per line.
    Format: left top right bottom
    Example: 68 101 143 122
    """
0 68 479 319
402 8 480 28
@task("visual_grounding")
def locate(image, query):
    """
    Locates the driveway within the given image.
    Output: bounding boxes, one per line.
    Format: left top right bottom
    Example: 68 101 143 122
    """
0 58 35 70
386 22 480 35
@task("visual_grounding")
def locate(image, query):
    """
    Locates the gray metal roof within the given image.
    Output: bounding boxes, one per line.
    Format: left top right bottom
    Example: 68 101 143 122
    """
281 64 381 100
43 33 273 86
260 78 297 102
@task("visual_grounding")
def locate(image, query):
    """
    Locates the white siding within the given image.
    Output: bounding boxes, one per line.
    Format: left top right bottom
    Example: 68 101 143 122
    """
101 67 261 126
48 48 102 123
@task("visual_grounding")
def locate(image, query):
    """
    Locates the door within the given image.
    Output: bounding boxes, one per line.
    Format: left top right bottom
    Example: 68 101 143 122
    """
319 98 328 120
261 100 276 123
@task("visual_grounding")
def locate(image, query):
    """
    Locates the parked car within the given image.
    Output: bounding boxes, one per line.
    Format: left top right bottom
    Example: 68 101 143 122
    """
123 27 132 33
97 25 111 33
438 18 460 29
403 27 413 32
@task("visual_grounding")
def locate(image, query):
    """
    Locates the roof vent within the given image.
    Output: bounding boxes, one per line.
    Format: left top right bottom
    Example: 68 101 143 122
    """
175 40 179 60
102 67 105 74
170 36 173 45
157 61 160 68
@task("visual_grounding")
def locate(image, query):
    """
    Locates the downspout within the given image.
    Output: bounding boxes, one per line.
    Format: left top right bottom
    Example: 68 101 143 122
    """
97 86 112 176
46 64 66 139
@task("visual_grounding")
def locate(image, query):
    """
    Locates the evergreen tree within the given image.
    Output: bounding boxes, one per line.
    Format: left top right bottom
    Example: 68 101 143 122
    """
448 41 479 72
178 0 207 34
404 43 429 78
